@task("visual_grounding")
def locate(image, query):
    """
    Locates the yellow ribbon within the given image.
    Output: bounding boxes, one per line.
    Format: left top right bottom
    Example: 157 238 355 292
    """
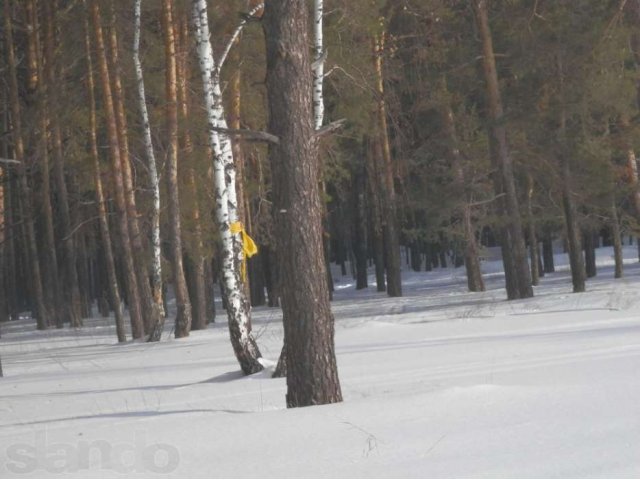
229 222 258 282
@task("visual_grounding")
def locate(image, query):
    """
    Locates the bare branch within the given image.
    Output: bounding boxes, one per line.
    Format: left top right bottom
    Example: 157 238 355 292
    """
469 193 505 208
0 158 20 165
218 3 264 71
210 126 280 145
316 118 346 138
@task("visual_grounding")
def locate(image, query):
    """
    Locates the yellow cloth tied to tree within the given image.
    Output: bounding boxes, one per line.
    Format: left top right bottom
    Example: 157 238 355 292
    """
229 222 258 282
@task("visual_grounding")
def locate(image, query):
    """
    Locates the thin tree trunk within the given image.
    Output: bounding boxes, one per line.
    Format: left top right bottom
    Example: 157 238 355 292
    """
441 78 484 292
107 2 161 336
90 0 145 338
610 194 623 279
366 136 386 292
624 149 640 261
4 0 48 330
264 0 342 407
474 0 532 299
176 13 207 330
526 174 540 286
583 231 597 279
29 1 68 329
85 16 126 342
42 1 83 327
161 0 192 339
542 233 555 273
557 55 586 293
192 0 262 374
133 0 164 318
373 35 402 297
353 152 368 290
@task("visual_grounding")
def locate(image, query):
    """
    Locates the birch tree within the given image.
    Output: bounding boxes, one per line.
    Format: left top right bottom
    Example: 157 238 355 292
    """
192 0 263 374
133 0 164 320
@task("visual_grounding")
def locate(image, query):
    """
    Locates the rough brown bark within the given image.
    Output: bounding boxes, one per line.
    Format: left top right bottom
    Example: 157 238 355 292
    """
4 0 48 329
106 1 161 336
474 0 532 299
557 55 586 293
161 0 192 339
175 13 207 331
43 1 83 327
365 136 386 292
29 1 66 329
264 0 342 407
85 14 126 342
372 35 402 297
441 81 485 292
90 0 145 338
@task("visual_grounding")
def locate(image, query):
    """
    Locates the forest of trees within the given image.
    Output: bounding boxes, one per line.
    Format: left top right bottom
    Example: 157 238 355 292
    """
1 0 640 407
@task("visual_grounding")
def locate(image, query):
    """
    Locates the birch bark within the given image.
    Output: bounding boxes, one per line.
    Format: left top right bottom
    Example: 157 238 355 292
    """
133 0 164 318
192 0 262 374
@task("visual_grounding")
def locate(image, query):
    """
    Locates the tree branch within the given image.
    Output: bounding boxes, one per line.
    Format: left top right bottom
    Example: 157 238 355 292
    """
211 126 280 145
218 3 264 71
0 158 20 165
316 118 346 138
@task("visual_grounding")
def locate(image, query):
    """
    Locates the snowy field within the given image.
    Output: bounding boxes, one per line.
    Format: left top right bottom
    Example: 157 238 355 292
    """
1 246 639 478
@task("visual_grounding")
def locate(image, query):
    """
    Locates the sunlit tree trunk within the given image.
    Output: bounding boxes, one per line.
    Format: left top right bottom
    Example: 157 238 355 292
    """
90 0 145 338
84 13 126 342
175 13 208 331
192 0 262 374
264 0 342 407
161 0 192 339
133 0 164 318
106 1 161 336
474 0 532 299
372 34 402 297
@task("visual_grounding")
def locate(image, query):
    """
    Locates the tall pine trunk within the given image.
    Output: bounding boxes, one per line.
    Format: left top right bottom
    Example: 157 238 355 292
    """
84 16 126 342
90 0 145 338
161 0 192 339
372 35 402 297
4 0 48 329
526 174 540 286
176 13 208 330
474 0 532 299
441 78 484 292
43 1 83 327
557 55 586 293
106 2 161 336
264 0 342 407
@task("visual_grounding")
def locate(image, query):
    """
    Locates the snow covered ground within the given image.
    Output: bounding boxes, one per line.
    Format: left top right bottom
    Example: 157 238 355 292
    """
1 246 639 478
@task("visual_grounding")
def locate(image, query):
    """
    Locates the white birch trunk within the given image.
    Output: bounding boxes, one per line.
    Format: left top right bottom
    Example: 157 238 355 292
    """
133 0 163 317
313 0 324 130
192 0 262 374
